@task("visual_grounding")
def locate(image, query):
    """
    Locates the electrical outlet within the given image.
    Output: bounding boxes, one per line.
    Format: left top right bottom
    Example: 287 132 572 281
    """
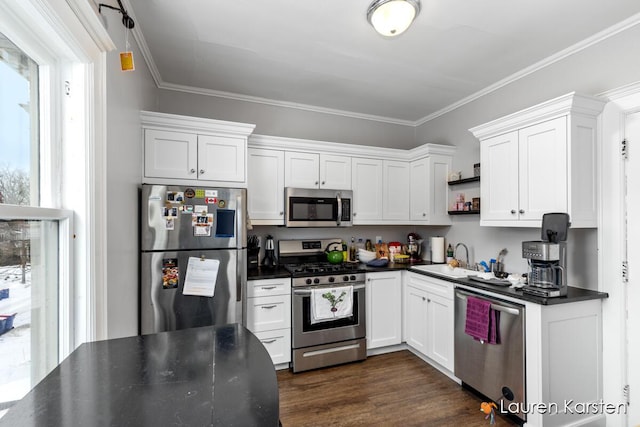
375 235 382 243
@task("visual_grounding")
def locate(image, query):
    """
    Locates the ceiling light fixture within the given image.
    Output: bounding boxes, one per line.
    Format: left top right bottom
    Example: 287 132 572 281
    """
367 0 421 37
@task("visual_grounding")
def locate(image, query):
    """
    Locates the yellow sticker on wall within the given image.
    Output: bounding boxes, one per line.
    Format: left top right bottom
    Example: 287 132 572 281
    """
120 51 135 71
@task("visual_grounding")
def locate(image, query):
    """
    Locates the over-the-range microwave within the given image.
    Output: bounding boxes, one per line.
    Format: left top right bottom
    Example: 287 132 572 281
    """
285 187 353 227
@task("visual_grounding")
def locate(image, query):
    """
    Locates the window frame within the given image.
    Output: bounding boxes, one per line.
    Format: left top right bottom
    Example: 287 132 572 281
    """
0 0 114 356
0 205 74 359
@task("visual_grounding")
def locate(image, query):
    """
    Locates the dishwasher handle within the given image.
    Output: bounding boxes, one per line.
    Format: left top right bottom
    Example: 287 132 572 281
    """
455 289 522 316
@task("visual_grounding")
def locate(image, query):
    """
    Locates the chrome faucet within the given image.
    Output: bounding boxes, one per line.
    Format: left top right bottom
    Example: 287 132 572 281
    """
455 243 470 269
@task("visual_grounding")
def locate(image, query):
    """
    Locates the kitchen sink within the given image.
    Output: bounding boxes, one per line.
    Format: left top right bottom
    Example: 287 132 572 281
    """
410 264 476 279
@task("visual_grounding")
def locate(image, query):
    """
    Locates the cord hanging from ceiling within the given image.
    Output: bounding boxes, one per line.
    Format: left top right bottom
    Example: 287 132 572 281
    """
98 0 135 29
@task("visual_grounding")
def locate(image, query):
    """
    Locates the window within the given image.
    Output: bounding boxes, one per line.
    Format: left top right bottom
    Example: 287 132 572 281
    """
0 0 110 417
0 31 73 415
0 33 38 206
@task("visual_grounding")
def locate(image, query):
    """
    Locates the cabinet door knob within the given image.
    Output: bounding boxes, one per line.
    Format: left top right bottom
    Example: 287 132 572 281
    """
519 209 525 214
353 212 357 217
422 213 426 217
321 181 325 185
199 169 205 174
279 211 284 216
511 209 517 214
427 299 431 303
422 296 426 301
190 168 196 174
315 181 319 185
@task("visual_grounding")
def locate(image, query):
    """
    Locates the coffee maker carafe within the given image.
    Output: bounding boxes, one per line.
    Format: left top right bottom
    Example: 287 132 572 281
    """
261 235 277 268
522 213 569 298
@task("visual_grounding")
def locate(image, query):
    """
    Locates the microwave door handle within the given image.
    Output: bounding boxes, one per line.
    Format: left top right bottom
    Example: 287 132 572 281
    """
336 192 342 226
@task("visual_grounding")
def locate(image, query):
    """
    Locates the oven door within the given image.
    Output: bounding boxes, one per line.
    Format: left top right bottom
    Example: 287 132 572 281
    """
292 283 366 348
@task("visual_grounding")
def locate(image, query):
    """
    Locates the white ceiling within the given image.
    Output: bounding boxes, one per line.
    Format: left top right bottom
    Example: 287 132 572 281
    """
124 0 640 125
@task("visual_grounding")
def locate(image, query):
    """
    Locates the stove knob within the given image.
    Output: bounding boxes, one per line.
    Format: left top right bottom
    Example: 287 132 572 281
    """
313 278 320 284
305 278 312 285
343 276 349 282
328 277 335 283
350 275 356 281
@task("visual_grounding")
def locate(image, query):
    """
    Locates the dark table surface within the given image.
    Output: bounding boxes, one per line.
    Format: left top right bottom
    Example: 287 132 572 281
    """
0 324 279 427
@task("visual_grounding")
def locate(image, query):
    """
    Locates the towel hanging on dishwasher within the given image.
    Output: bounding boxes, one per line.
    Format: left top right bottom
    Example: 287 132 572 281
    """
464 296 500 344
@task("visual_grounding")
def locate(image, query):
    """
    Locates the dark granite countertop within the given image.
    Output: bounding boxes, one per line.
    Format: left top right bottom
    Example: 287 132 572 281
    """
248 261 606 305
248 266 291 280
247 261 428 280
0 324 279 427
408 268 609 306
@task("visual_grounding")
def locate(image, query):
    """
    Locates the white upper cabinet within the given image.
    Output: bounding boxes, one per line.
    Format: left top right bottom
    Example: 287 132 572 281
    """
198 134 246 182
285 152 351 189
409 152 454 225
382 160 410 221
351 157 383 223
284 151 320 188
141 111 255 187
470 92 606 227
144 129 198 180
248 134 455 226
320 154 352 190
248 148 285 225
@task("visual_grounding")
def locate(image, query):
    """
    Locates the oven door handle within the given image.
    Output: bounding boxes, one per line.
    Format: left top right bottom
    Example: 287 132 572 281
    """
294 284 365 296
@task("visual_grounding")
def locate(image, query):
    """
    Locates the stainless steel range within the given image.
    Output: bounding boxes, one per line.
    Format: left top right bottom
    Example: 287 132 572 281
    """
279 238 367 373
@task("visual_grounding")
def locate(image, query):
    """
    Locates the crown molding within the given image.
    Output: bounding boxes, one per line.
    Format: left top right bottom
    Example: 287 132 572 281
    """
249 134 454 161
468 92 606 140
141 110 255 136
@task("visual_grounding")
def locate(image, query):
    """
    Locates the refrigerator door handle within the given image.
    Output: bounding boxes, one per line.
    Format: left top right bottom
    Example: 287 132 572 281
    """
237 249 247 302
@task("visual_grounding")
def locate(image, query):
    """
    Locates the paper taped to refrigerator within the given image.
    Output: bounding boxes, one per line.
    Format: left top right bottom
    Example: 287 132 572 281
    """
183 257 219 297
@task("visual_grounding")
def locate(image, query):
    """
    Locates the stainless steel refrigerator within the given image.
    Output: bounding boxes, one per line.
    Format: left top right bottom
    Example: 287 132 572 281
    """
140 184 246 335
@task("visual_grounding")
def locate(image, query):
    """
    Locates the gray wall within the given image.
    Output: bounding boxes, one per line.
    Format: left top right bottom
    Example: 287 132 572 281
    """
156 90 416 149
104 12 158 338
102 18 640 337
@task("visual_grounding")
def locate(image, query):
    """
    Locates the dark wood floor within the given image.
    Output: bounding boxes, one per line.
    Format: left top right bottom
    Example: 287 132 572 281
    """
277 350 518 427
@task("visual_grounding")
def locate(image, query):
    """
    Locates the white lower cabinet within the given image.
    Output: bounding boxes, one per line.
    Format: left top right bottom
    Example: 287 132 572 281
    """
366 271 402 349
246 277 291 365
404 272 454 372
524 298 604 427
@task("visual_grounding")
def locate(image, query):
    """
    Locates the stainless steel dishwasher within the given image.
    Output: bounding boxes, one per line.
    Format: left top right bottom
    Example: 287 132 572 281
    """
454 288 526 422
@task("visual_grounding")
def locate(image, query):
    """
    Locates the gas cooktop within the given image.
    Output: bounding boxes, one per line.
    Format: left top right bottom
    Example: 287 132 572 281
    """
283 262 364 277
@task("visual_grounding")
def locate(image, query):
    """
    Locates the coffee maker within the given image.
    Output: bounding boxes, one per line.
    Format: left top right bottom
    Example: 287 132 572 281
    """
522 213 569 297
261 235 277 268
407 233 423 262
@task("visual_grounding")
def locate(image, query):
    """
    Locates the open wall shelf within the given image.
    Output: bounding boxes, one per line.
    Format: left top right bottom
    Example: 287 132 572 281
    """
447 176 480 185
448 210 480 215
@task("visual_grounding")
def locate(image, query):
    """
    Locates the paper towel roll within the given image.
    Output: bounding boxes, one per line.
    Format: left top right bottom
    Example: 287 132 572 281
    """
430 237 445 263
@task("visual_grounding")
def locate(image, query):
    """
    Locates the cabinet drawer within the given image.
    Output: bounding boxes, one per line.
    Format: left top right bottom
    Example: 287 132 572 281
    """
247 278 291 298
253 329 291 365
246 295 291 332
407 273 453 300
